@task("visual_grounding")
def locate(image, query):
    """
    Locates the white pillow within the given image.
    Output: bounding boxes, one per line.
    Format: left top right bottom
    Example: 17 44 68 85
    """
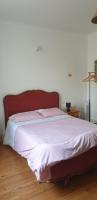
37 107 65 117
9 110 43 122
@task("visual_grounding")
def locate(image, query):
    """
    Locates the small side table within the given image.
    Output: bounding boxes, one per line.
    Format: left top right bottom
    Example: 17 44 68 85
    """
67 109 80 118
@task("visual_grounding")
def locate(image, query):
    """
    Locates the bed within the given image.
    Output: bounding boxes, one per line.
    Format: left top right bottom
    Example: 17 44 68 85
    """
3 90 97 183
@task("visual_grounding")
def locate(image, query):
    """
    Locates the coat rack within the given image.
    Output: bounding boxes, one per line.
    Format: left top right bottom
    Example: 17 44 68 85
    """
82 72 97 121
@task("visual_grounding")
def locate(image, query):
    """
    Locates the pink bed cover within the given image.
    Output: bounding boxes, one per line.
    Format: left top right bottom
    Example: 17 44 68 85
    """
3 113 97 182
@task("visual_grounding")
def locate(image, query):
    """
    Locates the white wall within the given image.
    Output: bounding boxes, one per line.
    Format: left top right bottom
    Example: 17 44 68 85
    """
0 20 87 135
88 32 97 122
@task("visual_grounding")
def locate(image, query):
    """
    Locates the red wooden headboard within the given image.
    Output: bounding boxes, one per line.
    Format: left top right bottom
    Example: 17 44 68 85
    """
3 90 59 126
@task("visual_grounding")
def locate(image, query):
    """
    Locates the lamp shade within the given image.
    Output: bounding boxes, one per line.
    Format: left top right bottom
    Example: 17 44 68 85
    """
91 11 97 24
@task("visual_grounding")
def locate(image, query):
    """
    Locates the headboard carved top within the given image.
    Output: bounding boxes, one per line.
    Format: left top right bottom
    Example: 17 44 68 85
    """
3 90 59 126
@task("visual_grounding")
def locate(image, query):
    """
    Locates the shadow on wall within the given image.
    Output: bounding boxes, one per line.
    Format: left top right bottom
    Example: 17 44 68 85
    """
84 101 89 121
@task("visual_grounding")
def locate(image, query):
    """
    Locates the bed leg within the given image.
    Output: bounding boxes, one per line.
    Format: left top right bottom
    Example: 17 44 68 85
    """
64 176 70 186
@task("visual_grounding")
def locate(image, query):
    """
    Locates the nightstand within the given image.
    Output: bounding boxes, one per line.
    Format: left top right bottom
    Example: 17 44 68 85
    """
67 109 80 118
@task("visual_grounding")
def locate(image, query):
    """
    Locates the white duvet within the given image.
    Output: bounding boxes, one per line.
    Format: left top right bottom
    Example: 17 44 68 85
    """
4 115 97 181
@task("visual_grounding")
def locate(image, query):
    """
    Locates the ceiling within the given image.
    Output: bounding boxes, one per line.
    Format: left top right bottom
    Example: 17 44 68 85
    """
0 0 97 33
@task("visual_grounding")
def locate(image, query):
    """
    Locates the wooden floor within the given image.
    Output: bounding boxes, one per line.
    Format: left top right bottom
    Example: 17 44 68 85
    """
1 145 97 200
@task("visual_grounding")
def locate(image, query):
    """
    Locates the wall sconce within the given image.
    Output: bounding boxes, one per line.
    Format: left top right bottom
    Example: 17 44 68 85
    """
91 11 97 24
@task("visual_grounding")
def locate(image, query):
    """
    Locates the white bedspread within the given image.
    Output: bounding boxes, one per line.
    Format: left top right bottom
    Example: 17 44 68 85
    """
3 115 97 181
